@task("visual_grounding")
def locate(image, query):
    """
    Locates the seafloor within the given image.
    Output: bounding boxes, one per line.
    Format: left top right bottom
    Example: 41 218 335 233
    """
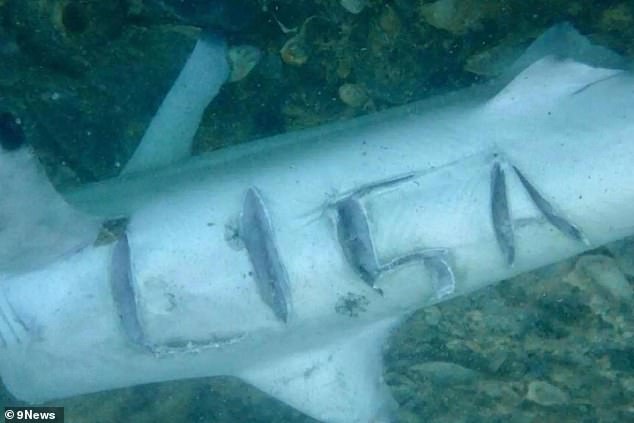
1 0 633 422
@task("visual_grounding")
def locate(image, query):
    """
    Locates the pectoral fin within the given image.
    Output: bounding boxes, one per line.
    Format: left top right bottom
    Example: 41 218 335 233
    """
123 33 230 175
239 318 401 423
0 136 99 273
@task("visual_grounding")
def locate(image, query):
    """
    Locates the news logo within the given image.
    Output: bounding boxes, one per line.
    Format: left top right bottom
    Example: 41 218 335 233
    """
4 407 63 422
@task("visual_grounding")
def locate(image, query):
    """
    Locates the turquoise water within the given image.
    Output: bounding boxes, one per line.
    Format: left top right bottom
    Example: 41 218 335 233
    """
1 1 633 422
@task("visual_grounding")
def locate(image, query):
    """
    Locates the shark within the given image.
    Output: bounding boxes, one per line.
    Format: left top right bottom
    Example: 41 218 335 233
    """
0 24 633 422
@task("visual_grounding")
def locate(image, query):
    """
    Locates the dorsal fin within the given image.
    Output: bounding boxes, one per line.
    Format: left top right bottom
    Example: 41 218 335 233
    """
485 56 623 114
122 32 230 175
482 22 627 115
506 22 626 78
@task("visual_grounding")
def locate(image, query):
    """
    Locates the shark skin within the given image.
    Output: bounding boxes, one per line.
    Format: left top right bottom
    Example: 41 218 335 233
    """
1 26 634 422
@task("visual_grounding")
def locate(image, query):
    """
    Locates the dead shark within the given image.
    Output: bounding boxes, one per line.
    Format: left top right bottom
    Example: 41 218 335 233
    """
0 24 633 422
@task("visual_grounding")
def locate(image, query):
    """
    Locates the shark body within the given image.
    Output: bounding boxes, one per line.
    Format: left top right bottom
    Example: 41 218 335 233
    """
0 25 633 422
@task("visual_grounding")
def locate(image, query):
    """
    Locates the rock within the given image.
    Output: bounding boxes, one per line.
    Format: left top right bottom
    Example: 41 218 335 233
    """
420 0 484 35
486 350 509 373
280 34 309 66
338 83 369 108
423 305 442 325
600 3 633 32
340 0 367 14
379 5 402 37
526 381 570 406
478 380 524 410
575 255 634 302
228 45 262 82
606 237 634 276
410 361 479 385
465 42 525 76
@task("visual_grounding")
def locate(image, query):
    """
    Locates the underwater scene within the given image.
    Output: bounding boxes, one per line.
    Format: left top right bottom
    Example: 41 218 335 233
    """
0 0 633 422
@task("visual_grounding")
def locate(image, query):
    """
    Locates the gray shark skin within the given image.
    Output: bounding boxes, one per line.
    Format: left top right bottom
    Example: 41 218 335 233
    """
0 24 633 422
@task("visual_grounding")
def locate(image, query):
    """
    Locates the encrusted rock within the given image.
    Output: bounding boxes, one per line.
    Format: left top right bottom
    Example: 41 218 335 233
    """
607 237 634 277
575 254 634 302
338 83 369 108
410 361 479 385
526 380 570 406
599 3 633 32
419 0 490 34
340 0 367 14
228 45 262 82
280 35 309 66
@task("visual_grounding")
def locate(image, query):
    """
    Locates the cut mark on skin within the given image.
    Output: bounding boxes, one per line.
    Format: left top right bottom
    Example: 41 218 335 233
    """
240 187 291 322
513 166 589 245
336 185 458 299
571 73 622 95
111 234 146 347
422 250 456 299
336 196 381 286
383 249 456 299
354 173 417 197
302 172 417 225
491 161 515 266
150 333 248 357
